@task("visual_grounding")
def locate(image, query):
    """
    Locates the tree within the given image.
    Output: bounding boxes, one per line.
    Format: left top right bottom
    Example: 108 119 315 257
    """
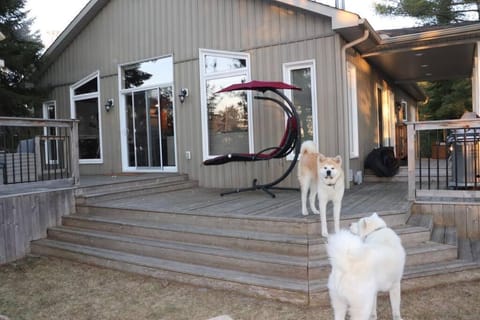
0 0 45 117
375 0 480 25
375 0 477 120
419 79 472 120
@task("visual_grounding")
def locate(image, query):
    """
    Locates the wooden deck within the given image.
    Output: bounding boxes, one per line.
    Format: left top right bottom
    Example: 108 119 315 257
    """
77 174 410 220
26 173 480 306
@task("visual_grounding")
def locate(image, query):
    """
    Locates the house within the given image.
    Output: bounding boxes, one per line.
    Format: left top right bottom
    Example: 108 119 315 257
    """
35 0 480 190
4 1 480 299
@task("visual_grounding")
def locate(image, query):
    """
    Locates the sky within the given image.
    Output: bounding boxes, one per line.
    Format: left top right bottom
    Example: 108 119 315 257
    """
26 0 418 48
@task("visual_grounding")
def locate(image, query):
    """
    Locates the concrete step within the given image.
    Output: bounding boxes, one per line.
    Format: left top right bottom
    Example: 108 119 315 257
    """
46 226 309 280
30 239 310 305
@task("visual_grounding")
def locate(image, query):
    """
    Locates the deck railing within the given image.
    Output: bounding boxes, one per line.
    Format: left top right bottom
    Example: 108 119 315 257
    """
407 118 480 201
0 117 79 186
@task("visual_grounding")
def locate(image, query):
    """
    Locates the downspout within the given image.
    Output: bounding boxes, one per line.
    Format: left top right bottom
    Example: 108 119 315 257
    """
340 28 369 188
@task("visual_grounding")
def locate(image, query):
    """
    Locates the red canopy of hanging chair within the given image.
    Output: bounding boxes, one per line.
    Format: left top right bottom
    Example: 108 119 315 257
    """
216 80 301 93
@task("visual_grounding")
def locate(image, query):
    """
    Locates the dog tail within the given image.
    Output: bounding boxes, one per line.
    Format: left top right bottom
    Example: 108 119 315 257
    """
300 140 317 156
327 230 365 272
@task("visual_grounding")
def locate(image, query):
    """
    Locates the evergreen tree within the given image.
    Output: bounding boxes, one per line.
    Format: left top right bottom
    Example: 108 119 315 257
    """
0 0 45 117
375 0 478 120
375 0 480 25
419 79 472 120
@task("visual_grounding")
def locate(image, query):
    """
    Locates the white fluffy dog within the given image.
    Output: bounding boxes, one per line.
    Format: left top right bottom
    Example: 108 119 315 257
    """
297 140 344 237
327 213 406 320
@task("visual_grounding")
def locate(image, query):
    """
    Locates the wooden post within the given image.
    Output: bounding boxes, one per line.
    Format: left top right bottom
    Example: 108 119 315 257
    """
407 122 416 201
34 136 41 180
70 120 80 186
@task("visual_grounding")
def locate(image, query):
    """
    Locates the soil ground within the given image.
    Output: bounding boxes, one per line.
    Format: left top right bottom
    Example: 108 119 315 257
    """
1 256 480 320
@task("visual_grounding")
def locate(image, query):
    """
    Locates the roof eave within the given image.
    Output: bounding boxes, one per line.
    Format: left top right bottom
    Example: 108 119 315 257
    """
273 0 361 29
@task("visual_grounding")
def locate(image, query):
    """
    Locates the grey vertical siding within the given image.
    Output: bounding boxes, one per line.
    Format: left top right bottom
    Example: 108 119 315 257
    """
38 0 350 189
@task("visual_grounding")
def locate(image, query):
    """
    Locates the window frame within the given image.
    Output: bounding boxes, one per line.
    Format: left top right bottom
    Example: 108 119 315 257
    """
118 55 177 173
347 61 359 159
70 71 103 164
199 49 252 161
282 59 318 160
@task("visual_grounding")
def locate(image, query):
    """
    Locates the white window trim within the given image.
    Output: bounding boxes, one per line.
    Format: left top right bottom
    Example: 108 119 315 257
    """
70 70 103 164
118 55 177 173
347 62 359 159
282 59 318 160
199 48 252 161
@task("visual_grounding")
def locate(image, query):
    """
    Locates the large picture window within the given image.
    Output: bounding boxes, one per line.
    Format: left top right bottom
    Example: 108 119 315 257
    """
70 72 102 163
200 49 251 159
283 60 317 158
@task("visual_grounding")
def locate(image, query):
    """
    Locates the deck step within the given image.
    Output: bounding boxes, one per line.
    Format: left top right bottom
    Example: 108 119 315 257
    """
30 186 479 307
46 226 309 280
76 174 198 204
61 214 310 256
74 205 409 237
30 239 310 305
75 207 313 236
43 215 459 283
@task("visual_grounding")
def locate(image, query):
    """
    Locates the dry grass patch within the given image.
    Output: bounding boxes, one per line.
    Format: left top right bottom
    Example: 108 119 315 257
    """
0 256 479 320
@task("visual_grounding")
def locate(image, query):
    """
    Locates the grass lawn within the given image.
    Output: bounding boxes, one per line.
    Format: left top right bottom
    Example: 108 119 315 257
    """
1 256 480 320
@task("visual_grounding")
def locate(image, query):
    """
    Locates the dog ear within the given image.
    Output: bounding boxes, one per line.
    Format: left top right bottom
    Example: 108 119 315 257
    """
361 218 368 230
318 153 326 162
334 155 342 165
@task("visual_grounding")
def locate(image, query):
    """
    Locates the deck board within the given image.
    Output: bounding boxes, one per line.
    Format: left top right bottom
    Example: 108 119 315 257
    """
93 182 410 220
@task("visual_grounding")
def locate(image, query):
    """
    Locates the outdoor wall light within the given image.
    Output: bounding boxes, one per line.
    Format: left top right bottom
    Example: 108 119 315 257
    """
178 88 189 103
104 98 114 112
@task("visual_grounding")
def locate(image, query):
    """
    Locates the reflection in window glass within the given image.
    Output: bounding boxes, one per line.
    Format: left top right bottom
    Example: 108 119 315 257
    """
76 98 100 159
204 55 247 74
74 78 98 95
123 57 173 89
201 50 250 159
291 68 313 141
207 76 249 155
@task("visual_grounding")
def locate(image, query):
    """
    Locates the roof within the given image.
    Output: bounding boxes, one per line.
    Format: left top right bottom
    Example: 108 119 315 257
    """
39 0 480 102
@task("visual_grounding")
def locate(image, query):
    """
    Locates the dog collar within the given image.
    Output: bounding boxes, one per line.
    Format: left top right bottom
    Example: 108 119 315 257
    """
364 226 386 240
326 179 337 187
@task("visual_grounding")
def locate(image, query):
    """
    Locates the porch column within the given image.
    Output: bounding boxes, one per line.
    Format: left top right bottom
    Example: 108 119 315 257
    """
473 42 480 115
407 122 416 201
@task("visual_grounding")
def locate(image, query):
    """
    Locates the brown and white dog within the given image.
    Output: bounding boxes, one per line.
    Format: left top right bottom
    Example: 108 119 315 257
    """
298 140 345 237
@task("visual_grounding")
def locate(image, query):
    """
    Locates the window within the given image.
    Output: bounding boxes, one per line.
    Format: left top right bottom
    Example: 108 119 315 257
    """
70 71 102 163
283 60 317 158
347 62 359 158
200 49 251 159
